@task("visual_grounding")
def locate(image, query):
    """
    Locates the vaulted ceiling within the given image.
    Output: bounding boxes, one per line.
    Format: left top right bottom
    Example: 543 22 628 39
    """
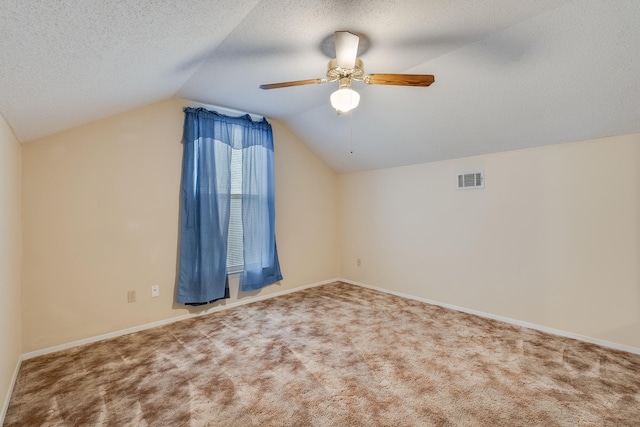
2 1 639 173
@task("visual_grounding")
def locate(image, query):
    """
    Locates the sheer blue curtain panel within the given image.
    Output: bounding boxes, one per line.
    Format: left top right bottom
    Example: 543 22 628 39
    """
177 107 282 305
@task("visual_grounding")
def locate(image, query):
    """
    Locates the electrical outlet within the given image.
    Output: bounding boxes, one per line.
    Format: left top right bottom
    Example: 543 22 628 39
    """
151 285 159 298
357 258 361 267
127 290 136 303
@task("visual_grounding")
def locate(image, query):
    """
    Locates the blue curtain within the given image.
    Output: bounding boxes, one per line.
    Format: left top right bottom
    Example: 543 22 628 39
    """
177 107 282 304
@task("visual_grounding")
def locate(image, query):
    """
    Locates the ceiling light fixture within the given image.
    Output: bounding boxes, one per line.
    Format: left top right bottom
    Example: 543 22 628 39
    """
330 78 360 113
260 31 434 114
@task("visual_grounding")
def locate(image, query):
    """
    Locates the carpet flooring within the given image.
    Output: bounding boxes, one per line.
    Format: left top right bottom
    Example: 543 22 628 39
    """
5 282 640 426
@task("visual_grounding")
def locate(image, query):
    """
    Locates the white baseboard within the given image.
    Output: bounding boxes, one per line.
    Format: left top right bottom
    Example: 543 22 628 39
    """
21 276 640 361
22 278 338 360
1 357 21 425
339 278 640 356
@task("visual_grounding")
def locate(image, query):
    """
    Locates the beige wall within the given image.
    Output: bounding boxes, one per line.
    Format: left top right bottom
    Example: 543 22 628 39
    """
21 99 339 353
271 120 340 285
339 133 640 350
0 114 22 415
16 95 640 355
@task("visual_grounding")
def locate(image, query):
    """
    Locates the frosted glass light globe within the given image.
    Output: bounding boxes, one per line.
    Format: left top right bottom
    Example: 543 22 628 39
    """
330 88 360 113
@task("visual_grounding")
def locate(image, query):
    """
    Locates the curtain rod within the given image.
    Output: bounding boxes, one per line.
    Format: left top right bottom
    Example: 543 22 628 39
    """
180 99 265 121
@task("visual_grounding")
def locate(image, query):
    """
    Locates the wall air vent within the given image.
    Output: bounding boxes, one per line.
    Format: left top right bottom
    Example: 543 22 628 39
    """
457 171 484 190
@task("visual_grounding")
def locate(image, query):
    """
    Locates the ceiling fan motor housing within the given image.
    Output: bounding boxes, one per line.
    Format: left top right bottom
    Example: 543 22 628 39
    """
327 58 364 82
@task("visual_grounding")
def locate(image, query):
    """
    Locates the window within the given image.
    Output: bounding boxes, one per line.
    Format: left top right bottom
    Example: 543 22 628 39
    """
227 148 243 272
177 107 282 305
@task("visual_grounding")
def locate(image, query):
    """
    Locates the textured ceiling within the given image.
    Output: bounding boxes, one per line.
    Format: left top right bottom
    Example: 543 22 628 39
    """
2 0 639 173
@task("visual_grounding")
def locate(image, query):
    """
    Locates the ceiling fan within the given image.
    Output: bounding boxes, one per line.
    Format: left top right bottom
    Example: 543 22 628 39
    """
259 31 435 113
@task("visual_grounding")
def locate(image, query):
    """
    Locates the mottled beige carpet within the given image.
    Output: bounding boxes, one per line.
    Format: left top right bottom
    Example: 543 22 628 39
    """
5 282 640 426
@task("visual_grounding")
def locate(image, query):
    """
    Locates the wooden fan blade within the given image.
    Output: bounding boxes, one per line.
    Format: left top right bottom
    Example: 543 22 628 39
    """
364 74 435 87
259 78 324 90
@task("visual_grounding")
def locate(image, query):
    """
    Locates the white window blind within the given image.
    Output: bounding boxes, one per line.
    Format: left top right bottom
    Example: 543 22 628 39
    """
227 148 243 272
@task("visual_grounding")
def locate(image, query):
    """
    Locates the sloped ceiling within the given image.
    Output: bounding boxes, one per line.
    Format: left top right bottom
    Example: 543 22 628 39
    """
2 0 639 173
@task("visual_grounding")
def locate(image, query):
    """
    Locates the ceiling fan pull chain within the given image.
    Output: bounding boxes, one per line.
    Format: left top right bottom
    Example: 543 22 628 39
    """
349 110 354 154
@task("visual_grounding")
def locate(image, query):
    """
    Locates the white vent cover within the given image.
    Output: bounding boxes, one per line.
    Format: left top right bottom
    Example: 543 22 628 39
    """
457 171 484 189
